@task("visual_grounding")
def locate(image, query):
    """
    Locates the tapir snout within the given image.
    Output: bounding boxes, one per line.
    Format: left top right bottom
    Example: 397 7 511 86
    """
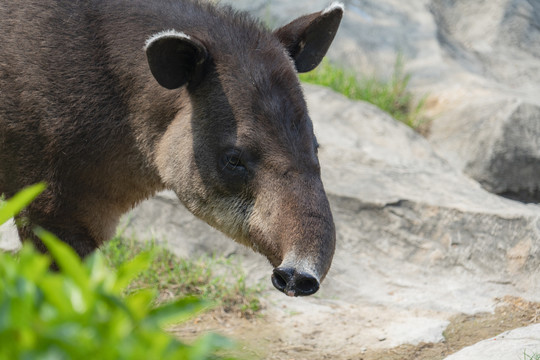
247 171 336 296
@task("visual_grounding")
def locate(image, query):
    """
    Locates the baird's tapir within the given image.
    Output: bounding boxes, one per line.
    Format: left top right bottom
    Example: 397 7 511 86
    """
0 0 343 296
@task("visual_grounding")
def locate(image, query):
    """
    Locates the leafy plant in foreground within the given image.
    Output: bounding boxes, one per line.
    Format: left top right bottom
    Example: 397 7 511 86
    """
0 184 235 360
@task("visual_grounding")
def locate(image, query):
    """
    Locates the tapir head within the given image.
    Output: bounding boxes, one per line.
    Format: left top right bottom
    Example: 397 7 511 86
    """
146 3 343 296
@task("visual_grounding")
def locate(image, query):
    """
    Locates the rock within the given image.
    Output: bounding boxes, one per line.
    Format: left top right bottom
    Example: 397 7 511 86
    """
0 220 20 252
225 0 447 86
429 98 540 202
426 0 540 200
241 0 540 97
307 84 540 285
443 324 540 360
430 0 540 93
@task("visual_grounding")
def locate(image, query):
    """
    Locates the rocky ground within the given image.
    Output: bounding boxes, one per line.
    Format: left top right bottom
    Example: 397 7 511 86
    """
170 296 540 359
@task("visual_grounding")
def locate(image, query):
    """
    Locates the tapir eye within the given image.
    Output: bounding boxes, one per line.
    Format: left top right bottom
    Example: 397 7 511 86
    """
221 149 247 172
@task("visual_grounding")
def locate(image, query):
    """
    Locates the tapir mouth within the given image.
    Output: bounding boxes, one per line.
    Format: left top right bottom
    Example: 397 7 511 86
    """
271 266 320 297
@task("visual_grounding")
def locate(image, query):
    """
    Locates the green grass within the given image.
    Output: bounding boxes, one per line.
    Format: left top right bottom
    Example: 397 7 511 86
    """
100 236 262 318
299 56 428 130
524 351 540 360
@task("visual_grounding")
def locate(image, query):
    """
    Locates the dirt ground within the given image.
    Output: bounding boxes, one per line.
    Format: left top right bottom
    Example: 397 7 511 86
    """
171 296 540 360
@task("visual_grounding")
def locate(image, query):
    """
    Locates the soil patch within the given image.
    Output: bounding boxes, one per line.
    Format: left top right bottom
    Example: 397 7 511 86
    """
170 296 540 360
361 296 540 360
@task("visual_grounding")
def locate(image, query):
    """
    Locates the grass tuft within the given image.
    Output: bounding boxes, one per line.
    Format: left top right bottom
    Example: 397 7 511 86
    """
524 351 540 360
101 235 262 318
299 55 428 130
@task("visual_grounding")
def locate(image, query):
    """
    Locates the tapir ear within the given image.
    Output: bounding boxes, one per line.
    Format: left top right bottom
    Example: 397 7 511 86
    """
144 30 208 90
274 2 344 73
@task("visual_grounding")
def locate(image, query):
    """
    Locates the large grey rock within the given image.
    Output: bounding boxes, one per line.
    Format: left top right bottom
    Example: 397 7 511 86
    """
0 220 19 252
430 98 540 201
307 85 540 286
427 0 540 201
226 0 447 86
232 0 540 97
430 0 540 94
444 324 540 360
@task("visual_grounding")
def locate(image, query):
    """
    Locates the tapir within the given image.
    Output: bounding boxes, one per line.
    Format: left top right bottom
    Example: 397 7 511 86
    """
0 0 343 296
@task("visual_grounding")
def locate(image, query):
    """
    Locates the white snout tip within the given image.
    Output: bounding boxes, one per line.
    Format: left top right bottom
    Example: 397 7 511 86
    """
280 253 321 281
323 2 345 15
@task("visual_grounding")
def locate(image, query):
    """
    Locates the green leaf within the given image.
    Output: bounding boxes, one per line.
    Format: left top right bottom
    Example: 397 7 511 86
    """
189 333 235 360
124 289 155 321
114 251 153 293
98 291 133 320
145 297 211 328
17 251 51 283
36 229 90 296
85 252 114 290
0 183 46 225
0 195 236 360
39 276 73 315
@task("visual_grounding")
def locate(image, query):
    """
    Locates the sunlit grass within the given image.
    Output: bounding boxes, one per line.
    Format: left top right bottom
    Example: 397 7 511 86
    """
300 56 428 130
101 235 263 318
523 351 540 360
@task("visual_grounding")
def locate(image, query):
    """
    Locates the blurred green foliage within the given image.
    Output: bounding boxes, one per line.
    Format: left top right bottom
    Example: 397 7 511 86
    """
0 184 235 360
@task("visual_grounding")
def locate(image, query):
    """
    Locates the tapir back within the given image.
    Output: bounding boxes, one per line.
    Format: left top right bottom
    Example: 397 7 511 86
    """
1 1 138 194
0 0 188 252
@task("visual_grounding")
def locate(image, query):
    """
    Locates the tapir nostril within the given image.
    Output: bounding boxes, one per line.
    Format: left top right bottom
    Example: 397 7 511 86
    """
271 267 320 297
272 267 293 292
294 273 320 296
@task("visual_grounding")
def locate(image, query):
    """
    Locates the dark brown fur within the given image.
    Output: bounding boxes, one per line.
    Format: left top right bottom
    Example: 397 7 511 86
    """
0 0 342 295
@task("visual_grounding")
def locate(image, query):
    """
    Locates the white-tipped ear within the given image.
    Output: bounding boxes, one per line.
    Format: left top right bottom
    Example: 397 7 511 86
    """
322 2 345 15
144 30 192 51
274 4 343 73
145 30 208 90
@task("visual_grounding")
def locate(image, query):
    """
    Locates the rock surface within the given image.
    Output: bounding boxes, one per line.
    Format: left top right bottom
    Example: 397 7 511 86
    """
429 98 540 202
428 0 540 201
0 221 18 251
444 324 540 360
